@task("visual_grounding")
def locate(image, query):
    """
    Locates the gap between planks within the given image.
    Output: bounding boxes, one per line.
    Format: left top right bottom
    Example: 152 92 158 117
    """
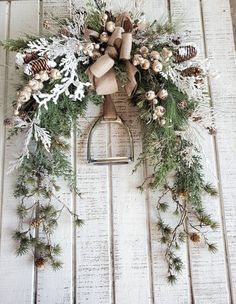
108 123 116 304
72 125 78 304
0 1 11 255
199 1 234 303
143 161 156 304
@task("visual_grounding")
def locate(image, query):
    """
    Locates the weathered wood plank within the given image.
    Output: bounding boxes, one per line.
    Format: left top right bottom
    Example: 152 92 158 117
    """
201 0 236 302
0 1 39 304
0 1 8 247
170 1 231 303
66 3 111 303
36 182 74 304
144 1 192 303
109 91 152 304
40 0 71 19
36 1 74 303
230 0 236 48
76 103 111 304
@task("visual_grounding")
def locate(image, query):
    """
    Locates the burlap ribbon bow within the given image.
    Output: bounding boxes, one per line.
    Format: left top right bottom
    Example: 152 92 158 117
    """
86 13 138 96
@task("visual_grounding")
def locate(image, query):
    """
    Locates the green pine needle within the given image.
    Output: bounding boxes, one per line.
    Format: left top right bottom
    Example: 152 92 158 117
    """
207 243 218 253
51 259 63 271
16 204 28 220
167 274 177 284
158 202 169 212
74 217 84 227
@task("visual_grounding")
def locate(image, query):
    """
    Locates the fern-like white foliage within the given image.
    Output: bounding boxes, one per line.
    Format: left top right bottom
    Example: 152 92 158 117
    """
8 125 33 173
27 36 90 109
34 124 51 152
162 63 210 106
8 120 51 173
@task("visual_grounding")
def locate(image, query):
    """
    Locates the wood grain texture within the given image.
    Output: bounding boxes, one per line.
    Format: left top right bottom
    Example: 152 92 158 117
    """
230 0 236 48
109 91 152 304
76 103 111 304
0 1 8 248
146 1 191 303
41 0 71 18
36 1 74 304
0 2 39 304
171 1 231 303
201 0 236 302
0 0 236 303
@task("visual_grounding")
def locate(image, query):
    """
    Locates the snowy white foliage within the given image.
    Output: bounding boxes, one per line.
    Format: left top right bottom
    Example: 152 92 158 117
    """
8 125 33 173
27 36 90 109
162 63 210 105
8 120 52 173
34 124 51 152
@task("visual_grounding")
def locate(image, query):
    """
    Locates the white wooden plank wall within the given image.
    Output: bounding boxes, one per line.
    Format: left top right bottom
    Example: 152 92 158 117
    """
0 0 236 303
171 1 231 303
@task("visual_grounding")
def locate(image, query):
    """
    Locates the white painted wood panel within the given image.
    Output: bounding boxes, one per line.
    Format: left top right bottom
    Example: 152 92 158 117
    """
110 92 152 304
0 1 8 243
0 0 236 303
201 0 236 302
171 1 231 303
0 2 39 304
76 103 111 304
36 1 75 304
147 1 191 303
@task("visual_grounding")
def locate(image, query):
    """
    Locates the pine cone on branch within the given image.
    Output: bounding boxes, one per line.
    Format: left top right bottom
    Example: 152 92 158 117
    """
189 232 201 243
175 45 197 63
35 257 46 269
181 66 202 77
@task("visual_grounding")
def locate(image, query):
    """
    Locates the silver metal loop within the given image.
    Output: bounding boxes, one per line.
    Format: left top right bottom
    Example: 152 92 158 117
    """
87 116 134 165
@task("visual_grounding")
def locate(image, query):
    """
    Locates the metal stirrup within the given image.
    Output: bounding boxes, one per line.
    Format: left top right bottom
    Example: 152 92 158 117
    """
87 95 134 165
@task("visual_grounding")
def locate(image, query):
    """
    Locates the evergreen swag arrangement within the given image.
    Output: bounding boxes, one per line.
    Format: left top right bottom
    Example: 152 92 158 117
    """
1 0 219 283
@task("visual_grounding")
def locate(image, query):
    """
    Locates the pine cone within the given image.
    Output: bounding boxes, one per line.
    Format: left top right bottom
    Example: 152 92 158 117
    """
207 126 217 135
175 46 197 63
35 257 46 269
177 100 188 109
24 52 38 64
4 117 15 128
43 20 51 30
58 27 70 37
190 233 201 243
181 67 202 77
31 218 41 228
192 115 202 122
29 57 49 75
178 191 189 200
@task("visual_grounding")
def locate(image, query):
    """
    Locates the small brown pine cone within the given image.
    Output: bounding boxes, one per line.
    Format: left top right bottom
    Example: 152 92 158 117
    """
24 52 38 64
4 117 15 128
175 46 197 63
192 115 202 122
207 126 217 135
178 191 189 200
180 67 202 78
177 100 188 109
58 27 70 37
35 257 46 269
31 218 41 228
190 232 201 243
43 20 51 30
29 57 50 75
